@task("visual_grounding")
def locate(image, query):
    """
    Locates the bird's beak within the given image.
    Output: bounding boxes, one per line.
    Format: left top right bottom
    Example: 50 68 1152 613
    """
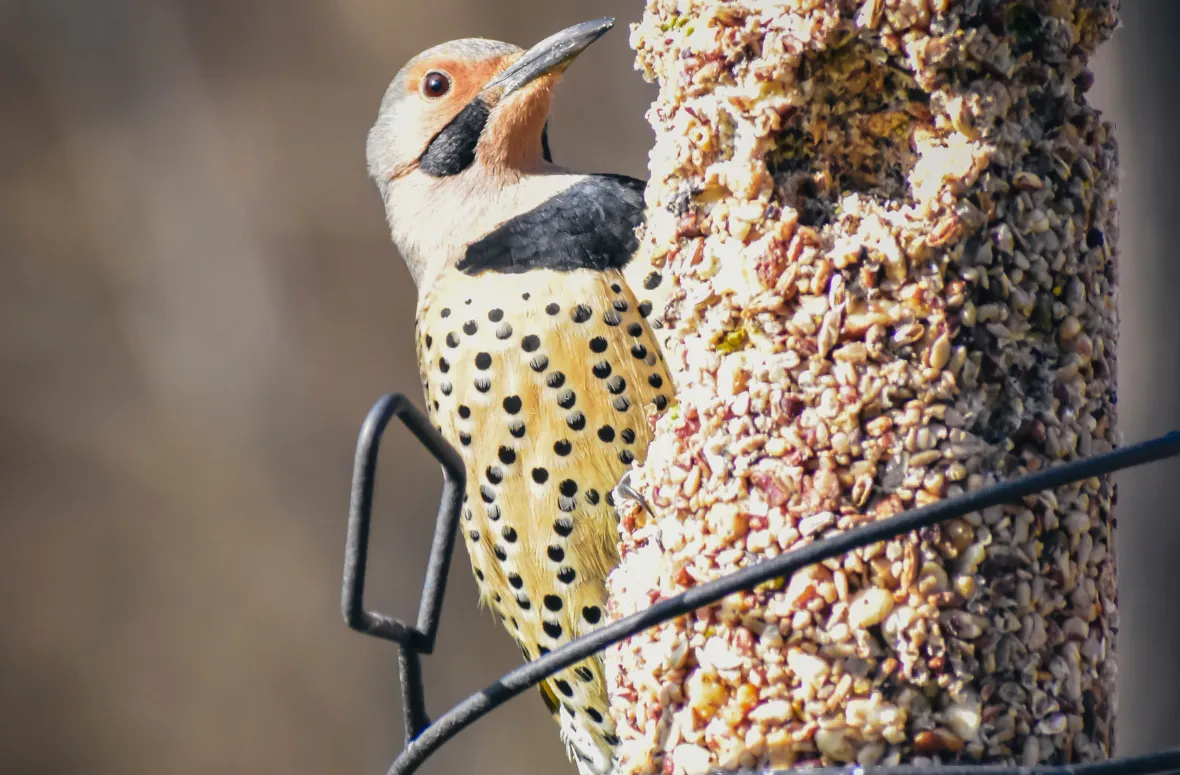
482 18 615 102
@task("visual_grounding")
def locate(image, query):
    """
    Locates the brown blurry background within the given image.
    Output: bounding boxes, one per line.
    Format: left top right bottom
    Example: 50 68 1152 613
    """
0 2 1176 774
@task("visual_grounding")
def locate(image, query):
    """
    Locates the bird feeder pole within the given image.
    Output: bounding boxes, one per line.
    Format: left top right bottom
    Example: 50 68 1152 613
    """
607 2 1121 772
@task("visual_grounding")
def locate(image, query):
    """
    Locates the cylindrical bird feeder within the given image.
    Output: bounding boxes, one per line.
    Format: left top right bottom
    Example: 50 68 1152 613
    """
607 1 1120 773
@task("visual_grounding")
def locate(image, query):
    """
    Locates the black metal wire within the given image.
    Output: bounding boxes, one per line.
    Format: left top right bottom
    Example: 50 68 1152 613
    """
341 393 466 743
342 392 1180 775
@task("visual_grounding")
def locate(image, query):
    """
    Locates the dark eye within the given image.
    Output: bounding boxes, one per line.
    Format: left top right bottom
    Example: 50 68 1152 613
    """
422 71 451 98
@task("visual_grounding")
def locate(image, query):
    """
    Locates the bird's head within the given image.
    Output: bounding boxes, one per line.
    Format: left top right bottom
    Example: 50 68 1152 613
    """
367 18 615 291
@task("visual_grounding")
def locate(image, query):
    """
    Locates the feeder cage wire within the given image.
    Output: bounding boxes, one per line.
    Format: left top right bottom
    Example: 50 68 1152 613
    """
340 393 1180 775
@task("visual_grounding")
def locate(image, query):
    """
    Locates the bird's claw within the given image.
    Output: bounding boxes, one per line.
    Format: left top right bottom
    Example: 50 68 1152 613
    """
611 471 655 520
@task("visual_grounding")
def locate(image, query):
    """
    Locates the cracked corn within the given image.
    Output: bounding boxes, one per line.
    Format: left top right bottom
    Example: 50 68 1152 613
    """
607 1 1120 773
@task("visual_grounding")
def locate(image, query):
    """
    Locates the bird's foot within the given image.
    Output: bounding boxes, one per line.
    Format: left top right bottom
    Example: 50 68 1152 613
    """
611 470 655 521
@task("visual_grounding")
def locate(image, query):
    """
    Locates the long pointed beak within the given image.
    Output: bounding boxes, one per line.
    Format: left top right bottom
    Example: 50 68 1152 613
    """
482 18 615 101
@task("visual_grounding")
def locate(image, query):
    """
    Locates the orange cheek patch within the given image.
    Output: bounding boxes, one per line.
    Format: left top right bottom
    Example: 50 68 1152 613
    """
479 76 555 173
398 55 515 165
403 55 514 105
398 52 549 172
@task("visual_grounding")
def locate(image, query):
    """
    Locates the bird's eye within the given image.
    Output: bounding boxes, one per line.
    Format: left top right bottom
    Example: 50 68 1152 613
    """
422 71 451 99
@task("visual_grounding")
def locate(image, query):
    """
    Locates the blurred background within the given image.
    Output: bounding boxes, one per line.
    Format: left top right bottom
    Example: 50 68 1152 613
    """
0 2 1176 774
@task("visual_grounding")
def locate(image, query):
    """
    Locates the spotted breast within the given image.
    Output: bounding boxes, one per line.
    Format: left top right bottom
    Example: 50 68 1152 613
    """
416 265 671 773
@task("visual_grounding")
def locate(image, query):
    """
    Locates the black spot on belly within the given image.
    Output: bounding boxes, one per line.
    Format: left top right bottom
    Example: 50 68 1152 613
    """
606 376 626 395
612 396 631 412
547 545 564 562
475 352 492 369
558 567 576 583
498 446 516 465
532 467 549 484
488 308 504 322
610 283 622 293
502 525 517 542
648 373 663 388
553 439 572 456
468 530 480 542
486 505 501 521
589 337 608 353
654 395 668 410
509 421 526 438
571 305 591 323
554 518 574 536
439 356 450 373
486 466 503 484
613 299 629 312
480 485 496 503
441 308 452 318
585 489 600 505
496 323 513 339
508 573 523 589
463 320 478 335
586 707 604 723
493 545 507 561
603 310 621 326
638 301 652 317
446 333 459 348
546 303 560 315
543 621 563 639
575 666 594 682
557 389 576 409
567 412 586 431
503 395 522 414
559 479 578 497
459 432 472 446
631 344 647 360
597 425 615 443
582 606 602 624
516 595 531 609
619 450 634 464
521 335 541 352
475 376 491 393
543 595 563 612
425 335 433 348
547 371 566 388
626 322 643 337
554 678 573 696
592 361 611 379
440 382 452 396
621 429 636 444
475 568 484 581
530 355 549 372
558 496 576 513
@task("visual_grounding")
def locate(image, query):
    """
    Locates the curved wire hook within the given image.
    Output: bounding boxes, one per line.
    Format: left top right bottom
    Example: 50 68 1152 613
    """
341 393 466 742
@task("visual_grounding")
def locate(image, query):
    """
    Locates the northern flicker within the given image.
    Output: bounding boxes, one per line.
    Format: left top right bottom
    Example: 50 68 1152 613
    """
365 18 672 775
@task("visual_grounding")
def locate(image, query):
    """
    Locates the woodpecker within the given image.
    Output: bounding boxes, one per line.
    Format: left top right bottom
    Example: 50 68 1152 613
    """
366 18 672 775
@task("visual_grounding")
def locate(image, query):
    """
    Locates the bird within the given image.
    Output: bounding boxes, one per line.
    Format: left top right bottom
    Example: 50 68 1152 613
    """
365 17 673 775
